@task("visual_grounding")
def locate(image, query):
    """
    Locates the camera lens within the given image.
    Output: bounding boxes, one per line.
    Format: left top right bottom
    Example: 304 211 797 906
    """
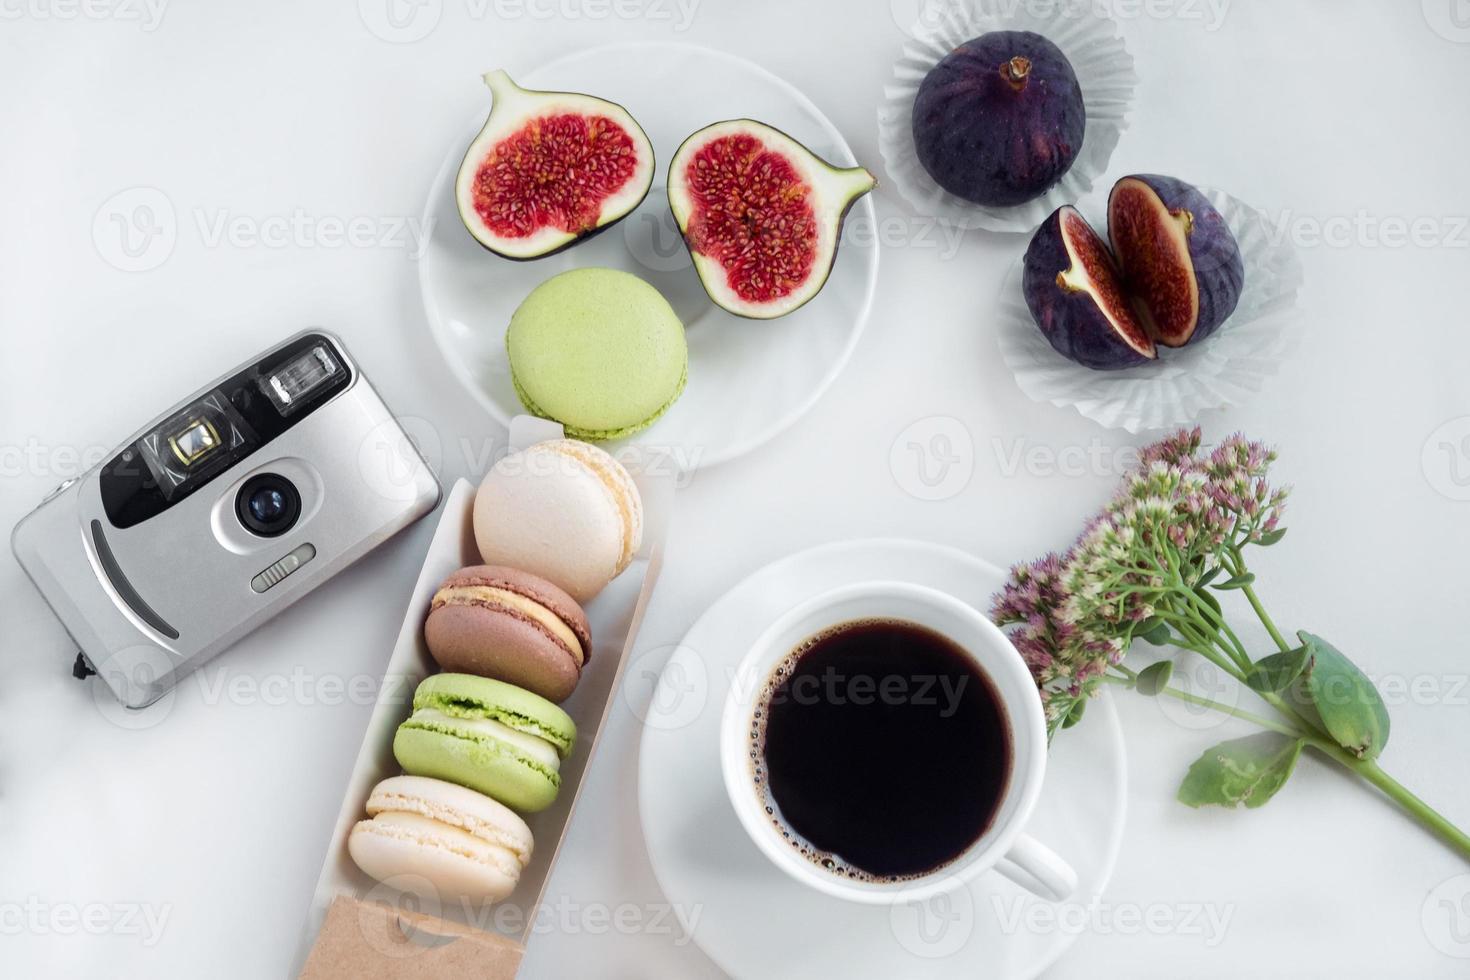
249 488 287 523
235 474 300 537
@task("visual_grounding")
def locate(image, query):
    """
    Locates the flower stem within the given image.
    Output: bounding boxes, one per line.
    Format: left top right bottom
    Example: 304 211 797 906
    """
1157 685 1304 738
1157 601 1252 680
1225 552 1470 859
1355 761 1470 861
1213 615 1254 667
1303 739 1470 862
1103 670 1304 737
1242 582 1292 653
1177 585 1253 670
1145 669 1470 859
1230 549 1293 653
1111 662 1470 858
1178 638 1248 685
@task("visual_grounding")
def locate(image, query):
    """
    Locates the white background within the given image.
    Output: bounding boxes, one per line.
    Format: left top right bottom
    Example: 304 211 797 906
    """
3 1 1470 977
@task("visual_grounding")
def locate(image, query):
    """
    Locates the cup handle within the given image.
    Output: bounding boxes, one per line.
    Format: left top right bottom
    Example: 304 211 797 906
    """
995 833 1077 902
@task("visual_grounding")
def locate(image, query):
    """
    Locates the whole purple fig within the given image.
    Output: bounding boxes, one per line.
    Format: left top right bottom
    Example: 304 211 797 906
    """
912 31 1085 207
1024 206 1156 370
1107 174 1244 347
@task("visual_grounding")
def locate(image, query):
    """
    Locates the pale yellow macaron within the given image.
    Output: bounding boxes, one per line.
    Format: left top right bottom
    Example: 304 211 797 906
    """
348 775 533 904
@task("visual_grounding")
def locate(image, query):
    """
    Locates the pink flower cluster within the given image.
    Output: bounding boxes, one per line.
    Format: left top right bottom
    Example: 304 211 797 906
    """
991 429 1289 731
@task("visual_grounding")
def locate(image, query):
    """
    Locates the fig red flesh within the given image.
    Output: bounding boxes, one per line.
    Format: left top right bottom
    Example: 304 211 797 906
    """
681 132 818 306
667 119 875 319
455 70 655 260
471 114 640 239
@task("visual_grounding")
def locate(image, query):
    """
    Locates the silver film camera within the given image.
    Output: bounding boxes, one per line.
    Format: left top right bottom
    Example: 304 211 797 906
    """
12 331 440 708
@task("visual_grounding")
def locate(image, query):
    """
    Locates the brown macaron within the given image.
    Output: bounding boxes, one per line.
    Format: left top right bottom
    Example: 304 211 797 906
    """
424 565 592 703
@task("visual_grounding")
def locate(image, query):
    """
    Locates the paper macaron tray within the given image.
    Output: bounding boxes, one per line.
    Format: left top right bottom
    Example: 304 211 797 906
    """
295 416 672 972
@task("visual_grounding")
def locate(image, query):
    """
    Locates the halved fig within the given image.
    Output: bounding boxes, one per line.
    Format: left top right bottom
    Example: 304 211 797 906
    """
1107 174 1243 347
667 120 875 319
1023 206 1156 370
455 70 654 260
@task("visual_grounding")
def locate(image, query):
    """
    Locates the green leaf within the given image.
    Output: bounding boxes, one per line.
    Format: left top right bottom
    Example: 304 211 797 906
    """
1244 645 1309 693
1062 698 1086 729
1285 675 1327 738
1194 566 1223 588
1138 621 1175 646
1257 527 1288 546
1297 631 1391 760
1177 732 1304 809
1135 660 1173 696
1213 572 1256 590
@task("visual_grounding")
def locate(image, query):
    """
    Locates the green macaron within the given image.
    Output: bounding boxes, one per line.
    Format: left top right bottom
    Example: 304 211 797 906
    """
393 673 576 814
506 268 687 441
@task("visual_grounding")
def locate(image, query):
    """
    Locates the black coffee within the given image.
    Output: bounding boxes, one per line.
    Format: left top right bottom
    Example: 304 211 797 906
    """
751 618 1012 881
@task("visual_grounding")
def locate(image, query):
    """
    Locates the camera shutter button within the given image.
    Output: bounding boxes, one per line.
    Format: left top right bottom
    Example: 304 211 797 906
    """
251 543 317 593
44 478 77 502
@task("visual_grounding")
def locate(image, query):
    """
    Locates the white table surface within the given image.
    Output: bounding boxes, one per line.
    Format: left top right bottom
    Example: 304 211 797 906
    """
3 2 1469 977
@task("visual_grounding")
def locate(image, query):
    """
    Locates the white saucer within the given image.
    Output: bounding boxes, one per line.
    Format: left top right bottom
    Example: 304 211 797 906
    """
637 538 1126 979
417 41 879 470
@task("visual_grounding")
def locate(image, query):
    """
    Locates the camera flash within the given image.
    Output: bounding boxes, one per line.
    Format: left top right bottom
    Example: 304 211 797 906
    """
168 418 221 467
265 344 339 414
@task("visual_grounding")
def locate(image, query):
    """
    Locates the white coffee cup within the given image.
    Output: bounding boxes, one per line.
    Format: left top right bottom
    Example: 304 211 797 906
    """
719 581 1077 905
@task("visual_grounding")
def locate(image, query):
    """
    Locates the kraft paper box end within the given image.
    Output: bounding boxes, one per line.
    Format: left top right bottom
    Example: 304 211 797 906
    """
299 895 524 980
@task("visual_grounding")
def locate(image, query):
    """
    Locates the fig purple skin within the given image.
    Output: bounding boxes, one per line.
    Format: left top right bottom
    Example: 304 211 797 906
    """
1024 206 1156 371
912 31 1085 207
1108 174 1244 347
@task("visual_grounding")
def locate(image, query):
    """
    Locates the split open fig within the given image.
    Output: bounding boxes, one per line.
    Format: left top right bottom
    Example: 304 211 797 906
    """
1107 174 1244 347
1023 206 1156 370
1024 175 1247 369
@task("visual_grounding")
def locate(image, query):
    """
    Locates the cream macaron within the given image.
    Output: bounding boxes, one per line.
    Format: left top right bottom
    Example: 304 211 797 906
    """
473 439 643 603
348 775 533 904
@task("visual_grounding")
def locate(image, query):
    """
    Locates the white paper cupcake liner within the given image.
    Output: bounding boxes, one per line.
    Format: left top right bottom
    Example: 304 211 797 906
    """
879 0 1138 233
996 187 1306 432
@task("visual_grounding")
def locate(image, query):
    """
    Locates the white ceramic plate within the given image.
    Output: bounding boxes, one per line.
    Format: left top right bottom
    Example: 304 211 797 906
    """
418 42 879 470
637 538 1127 980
